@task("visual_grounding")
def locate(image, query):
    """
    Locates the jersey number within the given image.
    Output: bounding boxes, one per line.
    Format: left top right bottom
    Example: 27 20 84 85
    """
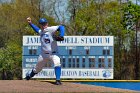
44 39 50 44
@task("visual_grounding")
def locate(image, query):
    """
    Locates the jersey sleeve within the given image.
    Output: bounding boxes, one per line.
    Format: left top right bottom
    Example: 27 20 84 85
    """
29 23 41 34
57 25 65 37
46 26 59 33
46 25 65 37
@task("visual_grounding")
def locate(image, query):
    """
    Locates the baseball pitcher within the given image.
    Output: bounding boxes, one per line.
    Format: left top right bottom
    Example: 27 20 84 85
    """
25 17 65 85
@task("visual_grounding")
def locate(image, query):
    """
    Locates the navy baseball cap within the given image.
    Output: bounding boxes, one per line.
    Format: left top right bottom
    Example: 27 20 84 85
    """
39 18 48 24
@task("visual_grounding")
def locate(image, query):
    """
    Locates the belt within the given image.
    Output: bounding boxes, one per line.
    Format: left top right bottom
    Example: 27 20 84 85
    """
45 51 56 54
52 51 56 53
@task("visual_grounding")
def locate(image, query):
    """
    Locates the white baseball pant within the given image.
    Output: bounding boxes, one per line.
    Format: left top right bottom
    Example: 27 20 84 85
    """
33 54 61 73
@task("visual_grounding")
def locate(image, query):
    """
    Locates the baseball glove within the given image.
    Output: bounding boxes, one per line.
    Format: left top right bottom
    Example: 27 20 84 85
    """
53 31 64 41
54 36 64 41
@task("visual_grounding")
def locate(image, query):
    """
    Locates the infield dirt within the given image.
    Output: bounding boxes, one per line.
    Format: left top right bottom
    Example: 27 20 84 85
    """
0 80 139 93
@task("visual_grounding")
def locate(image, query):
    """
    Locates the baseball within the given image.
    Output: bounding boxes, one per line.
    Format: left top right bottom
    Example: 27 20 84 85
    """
27 17 31 21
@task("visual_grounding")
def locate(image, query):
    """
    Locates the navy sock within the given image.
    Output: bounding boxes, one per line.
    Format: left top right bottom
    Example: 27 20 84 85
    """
54 66 61 80
30 70 36 77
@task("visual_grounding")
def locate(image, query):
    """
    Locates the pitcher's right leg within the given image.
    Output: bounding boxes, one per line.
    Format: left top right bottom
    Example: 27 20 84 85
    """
25 55 47 80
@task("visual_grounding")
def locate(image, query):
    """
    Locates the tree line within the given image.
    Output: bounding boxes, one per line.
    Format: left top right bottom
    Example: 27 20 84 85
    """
0 0 140 80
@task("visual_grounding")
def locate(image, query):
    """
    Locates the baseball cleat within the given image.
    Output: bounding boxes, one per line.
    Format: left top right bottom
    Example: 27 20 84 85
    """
25 73 31 80
25 70 36 80
55 80 62 85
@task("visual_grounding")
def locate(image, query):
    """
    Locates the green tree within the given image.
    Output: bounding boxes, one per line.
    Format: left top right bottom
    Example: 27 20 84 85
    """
0 40 22 79
66 0 140 79
0 0 58 79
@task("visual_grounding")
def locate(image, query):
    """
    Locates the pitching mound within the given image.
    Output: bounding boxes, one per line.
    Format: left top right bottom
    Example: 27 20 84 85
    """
0 80 138 93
